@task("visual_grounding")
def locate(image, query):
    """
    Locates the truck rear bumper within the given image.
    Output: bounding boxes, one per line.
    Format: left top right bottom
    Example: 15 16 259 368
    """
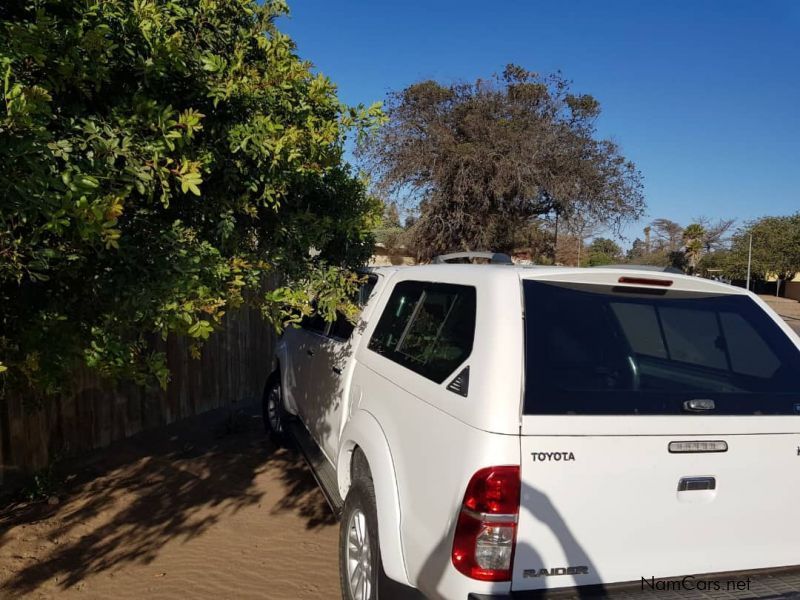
468 565 800 599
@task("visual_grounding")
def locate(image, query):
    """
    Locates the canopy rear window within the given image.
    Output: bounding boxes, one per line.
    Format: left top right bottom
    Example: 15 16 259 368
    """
523 280 800 415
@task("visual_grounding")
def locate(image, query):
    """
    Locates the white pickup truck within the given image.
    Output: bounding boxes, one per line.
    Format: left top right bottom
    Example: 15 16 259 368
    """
262 254 800 600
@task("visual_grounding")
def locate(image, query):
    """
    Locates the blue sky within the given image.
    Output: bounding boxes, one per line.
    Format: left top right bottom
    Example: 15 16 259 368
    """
281 0 799 243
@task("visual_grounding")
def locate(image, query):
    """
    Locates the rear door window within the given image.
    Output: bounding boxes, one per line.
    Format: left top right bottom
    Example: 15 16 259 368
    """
368 281 476 383
329 275 378 341
301 308 328 335
523 280 800 415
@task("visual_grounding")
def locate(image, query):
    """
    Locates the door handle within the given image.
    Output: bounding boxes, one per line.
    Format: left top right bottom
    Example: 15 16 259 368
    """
306 349 315 357
332 366 342 375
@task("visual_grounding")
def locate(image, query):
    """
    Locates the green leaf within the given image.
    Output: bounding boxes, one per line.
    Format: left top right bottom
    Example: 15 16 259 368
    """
0 0 379 395
200 54 226 73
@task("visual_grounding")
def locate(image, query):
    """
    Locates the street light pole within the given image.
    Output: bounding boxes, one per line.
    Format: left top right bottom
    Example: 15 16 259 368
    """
746 233 753 291
553 210 559 264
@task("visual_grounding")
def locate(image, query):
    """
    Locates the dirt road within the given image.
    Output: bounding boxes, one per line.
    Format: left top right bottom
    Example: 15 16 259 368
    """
0 406 340 600
760 295 800 335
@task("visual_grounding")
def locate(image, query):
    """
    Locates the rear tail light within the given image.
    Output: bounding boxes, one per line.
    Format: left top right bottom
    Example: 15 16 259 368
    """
452 466 520 581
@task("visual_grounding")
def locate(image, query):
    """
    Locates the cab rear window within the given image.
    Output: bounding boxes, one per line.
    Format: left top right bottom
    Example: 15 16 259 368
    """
368 281 476 383
523 280 800 415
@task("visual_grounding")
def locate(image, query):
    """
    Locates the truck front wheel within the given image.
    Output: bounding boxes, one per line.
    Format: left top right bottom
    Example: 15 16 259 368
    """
262 372 286 443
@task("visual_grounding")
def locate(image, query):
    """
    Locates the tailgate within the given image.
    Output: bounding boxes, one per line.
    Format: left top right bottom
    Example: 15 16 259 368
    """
513 424 800 591
513 276 800 592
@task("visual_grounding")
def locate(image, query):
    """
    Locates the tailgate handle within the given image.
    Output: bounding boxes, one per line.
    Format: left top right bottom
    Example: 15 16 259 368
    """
678 477 716 491
683 398 715 412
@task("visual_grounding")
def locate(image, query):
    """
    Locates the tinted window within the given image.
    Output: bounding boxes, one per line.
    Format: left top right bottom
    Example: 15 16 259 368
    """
368 281 476 383
329 312 355 340
301 309 328 334
358 276 378 306
329 275 378 340
523 281 800 415
610 303 668 358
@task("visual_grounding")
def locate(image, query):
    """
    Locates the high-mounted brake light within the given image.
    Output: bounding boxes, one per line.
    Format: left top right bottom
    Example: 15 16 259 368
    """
618 276 673 287
452 466 520 581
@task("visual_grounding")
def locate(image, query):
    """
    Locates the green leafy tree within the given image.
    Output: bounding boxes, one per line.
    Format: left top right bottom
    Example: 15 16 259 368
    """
627 237 647 261
372 200 406 250
586 237 622 266
698 249 731 278
359 65 644 261
0 0 382 393
725 215 800 283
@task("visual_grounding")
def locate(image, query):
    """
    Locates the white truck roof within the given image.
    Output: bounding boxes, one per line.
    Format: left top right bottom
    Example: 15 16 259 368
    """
368 263 747 295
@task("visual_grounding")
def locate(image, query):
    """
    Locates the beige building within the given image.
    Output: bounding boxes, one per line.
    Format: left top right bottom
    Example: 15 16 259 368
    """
368 243 416 266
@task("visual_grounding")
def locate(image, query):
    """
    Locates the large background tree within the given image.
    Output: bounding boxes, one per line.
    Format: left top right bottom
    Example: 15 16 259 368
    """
0 0 382 391
725 215 800 284
649 218 684 254
358 65 645 261
586 237 623 266
629 216 734 272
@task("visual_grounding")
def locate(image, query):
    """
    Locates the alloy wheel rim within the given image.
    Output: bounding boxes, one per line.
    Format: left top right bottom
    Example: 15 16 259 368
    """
346 508 372 600
267 386 282 433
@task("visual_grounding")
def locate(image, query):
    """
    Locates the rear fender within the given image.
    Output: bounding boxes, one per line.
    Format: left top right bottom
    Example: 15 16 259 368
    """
337 409 408 586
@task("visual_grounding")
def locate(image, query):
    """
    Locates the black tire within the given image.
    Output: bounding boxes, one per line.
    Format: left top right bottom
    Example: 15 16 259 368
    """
262 372 286 443
340 473 382 600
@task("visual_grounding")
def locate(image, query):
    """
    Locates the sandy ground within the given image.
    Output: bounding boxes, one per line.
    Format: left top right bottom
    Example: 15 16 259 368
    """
0 406 340 600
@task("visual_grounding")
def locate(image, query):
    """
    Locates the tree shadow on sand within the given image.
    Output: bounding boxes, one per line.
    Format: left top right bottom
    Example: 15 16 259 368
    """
269 451 338 529
0 404 334 596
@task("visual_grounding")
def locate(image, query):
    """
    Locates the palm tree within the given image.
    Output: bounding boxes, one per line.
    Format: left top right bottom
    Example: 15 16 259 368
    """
683 223 706 274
